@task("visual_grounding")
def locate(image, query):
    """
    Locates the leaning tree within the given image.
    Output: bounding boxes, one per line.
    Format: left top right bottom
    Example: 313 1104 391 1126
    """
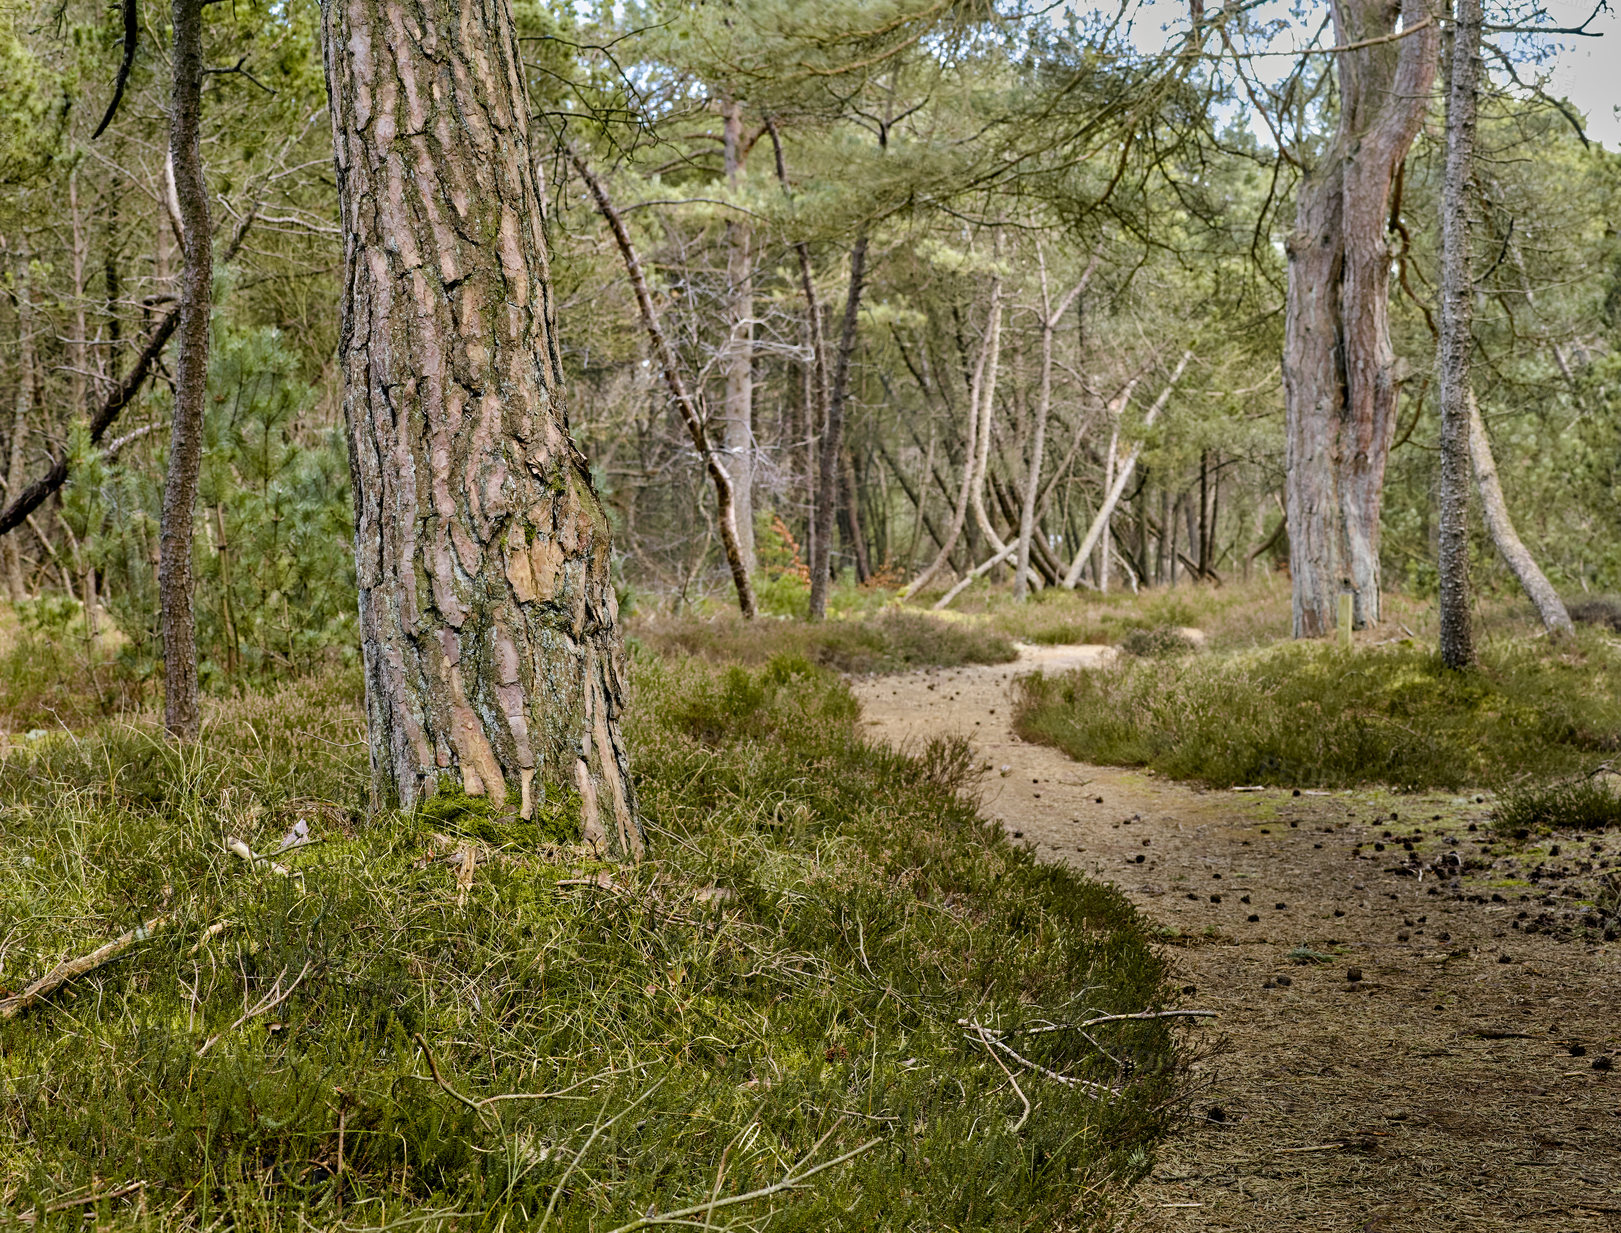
1282 0 1439 637
318 0 641 856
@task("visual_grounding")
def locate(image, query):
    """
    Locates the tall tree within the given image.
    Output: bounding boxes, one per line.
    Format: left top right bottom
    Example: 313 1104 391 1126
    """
158 0 213 739
1282 0 1439 637
320 0 640 855
721 97 756 574
808 234 868 621
4 232 35 603
1436 0 1481 669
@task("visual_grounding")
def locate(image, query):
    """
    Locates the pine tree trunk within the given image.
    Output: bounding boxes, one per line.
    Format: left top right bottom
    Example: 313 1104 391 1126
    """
321 0 640 855
1283 0 1438 637
809 235 868 620
1436 0 1481 670
158 0 212 740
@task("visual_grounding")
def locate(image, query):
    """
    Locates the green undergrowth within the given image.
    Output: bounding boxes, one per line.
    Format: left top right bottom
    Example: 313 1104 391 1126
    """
1013 636 1621 790
0 653 1179 1230
1494 774 1621 836
632 607 1016 674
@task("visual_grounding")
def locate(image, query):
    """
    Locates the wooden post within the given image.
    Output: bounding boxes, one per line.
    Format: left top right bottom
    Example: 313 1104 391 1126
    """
1338 590 1354 651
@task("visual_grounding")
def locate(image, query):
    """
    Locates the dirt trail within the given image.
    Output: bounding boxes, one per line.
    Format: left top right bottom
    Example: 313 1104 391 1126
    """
853 646 1621 1233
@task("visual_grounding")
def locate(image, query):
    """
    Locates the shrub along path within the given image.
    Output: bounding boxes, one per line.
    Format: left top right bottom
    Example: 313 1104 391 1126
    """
854 646 1621 1232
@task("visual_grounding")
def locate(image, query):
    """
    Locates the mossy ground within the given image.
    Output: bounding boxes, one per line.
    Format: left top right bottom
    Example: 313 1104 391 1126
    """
0 646 1180 1230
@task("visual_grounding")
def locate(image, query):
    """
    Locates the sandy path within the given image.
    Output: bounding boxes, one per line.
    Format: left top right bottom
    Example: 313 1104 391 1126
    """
853 646 1621 1233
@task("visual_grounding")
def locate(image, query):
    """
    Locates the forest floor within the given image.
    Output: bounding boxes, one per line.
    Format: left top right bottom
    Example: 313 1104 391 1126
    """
853 645 1621 1233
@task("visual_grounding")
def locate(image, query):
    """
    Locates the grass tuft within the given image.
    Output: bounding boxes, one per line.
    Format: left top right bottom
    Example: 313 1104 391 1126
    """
1012 636 1621 790
1493 774 1621 837
633 608 1016 674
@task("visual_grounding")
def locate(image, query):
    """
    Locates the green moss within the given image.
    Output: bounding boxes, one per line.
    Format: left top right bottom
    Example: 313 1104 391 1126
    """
0 650 1181 1231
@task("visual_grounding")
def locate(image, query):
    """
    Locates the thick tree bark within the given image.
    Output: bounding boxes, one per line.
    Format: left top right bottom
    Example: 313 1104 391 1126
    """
1282 0 1439 636
158 0 212 740
808 234 868 620
321 0 641 855
721 100 755 573
1467 392 1573 638
5 236 37 603
572 150 756 621
1436 0 1481 670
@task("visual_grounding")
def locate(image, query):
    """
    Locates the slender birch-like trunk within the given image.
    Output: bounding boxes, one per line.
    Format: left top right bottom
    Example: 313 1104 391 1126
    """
808 235 868 620
1283 0 1438 636
5 236 36 603
321 0 641 853
1467 393 1572 638
157 0 212 740
572 151 756 622
1015 250 1093 602
1436 0 1481 669
721 99 755 573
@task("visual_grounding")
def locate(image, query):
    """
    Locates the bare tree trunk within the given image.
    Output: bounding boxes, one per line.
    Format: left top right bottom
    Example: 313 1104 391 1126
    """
721 99 755 573
1436 0 1481 670
1466 393 1572 637
841 445 871 582
808 234 868 620
571 150 756 621
158 0 212 740
322 0 642 855
967 285 1007 563
901 291 995 599
5 236 36 603
1062 351 1191 588
1283 0 1439 636
1016 251 1093 602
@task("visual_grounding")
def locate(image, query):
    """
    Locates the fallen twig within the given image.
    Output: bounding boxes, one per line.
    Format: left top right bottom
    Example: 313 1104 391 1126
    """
603 1134 883 1233
411 1033 638 1127
198 960 311 1055
0 914 172 1020
966 1021 1032 1132
13 1179 146 1223
959 1019 1122 1098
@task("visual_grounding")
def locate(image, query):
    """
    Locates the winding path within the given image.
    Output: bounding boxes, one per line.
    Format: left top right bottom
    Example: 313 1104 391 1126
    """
853 646 1621 1232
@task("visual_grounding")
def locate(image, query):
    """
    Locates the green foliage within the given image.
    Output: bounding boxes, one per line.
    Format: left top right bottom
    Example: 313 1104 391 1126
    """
1118 626 1199 658
1013 636 1621 790
634 608 1017 674
0 653 1181 1230
1493 775 1621 838
60 322 356 687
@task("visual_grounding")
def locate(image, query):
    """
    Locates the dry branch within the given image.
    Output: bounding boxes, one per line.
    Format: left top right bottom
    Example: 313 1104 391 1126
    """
0 913 172 1020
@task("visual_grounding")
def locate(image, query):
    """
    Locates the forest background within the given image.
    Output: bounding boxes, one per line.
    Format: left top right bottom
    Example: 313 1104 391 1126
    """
0 0 1617 700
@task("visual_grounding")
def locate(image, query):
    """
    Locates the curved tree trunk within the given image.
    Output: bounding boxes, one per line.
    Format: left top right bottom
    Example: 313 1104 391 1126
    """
1468 393 1572 638
571 150 756 621
321 0 640 856
1283 0 1438 637
158 0 213 740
